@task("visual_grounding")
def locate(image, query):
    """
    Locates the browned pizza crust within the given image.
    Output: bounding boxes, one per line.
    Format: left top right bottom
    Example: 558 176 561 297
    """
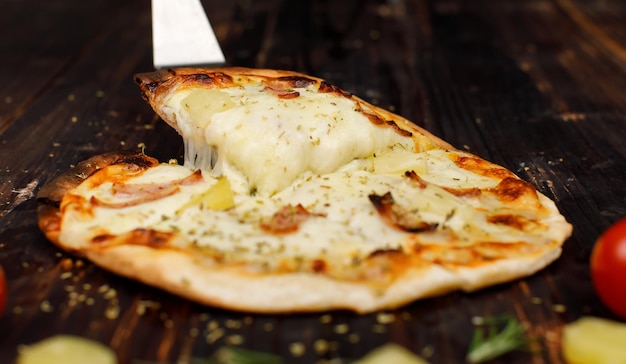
37 152 158 253
34 67 572 314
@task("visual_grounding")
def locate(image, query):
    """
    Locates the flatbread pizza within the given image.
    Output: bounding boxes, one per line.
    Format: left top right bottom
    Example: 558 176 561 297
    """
37 67 572 313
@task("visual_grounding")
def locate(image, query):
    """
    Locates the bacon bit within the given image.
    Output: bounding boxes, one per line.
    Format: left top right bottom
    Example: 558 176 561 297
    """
442 186 482 198
404 170 428 188
311 259 327 273
260 204 311 234
263 83 300 99
112 169 203 196
368 192 438 232
91 170 203 208
91 184 179 208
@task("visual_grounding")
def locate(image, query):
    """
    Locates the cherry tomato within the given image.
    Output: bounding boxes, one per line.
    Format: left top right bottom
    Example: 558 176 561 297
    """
0 265 5 316
590 218 626 318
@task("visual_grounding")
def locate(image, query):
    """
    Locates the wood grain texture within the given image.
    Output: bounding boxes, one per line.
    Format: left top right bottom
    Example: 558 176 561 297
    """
1 0 625 363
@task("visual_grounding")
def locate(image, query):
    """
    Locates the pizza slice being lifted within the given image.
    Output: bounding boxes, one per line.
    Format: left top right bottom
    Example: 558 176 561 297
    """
37 67 572 313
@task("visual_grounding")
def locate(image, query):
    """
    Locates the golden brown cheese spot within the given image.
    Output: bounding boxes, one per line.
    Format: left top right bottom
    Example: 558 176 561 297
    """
488 177 543 211
130 229 175 247
453 155 514 180
352 248 429 290
487 214 534 230
490 177 533 201
357 106 413 138
272 255 307 274
91 229 175 248
360 249 404 279
453 154 545 210
414 241 537 268
82 162 154 190
61 194 93 217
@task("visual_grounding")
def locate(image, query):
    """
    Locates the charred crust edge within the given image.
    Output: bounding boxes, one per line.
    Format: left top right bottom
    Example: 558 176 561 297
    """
318 81 353 97
276 76 316 89
36 152 156 207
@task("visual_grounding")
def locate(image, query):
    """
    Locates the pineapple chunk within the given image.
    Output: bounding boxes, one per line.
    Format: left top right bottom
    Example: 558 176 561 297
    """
562 316 626 364
354 343 429 364
182 88 235 129
177 177 235 214
17 335 116 364
369 150 428 175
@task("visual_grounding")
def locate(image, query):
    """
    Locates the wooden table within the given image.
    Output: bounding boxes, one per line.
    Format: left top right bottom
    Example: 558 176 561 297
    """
1 0 625 362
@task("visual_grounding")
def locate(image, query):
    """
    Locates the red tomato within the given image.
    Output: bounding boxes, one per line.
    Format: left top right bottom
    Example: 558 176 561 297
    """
591 218 626 318
0 265 5 316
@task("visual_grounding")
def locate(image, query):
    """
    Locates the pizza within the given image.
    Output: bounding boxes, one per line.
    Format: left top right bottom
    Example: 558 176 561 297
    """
36 67 572 313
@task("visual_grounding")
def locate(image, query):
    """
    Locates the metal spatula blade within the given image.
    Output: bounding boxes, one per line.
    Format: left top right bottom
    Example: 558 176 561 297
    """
151 0 225 68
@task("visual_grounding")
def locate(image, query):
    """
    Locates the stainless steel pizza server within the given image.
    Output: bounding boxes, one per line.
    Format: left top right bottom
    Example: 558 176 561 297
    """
151 0 225 68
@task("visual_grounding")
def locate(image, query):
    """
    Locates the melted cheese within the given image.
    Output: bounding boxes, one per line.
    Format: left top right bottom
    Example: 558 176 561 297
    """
160 85 413 196
60 149 564 271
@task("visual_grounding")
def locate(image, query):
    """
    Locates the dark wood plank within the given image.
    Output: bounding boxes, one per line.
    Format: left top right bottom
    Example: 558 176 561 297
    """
1 0 625 363
0 0 136 133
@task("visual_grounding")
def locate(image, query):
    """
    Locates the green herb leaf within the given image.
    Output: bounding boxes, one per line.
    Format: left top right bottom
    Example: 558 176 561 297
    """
466 315 528 363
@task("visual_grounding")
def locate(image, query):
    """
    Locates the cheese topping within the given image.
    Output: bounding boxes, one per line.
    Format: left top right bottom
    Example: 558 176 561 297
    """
60 149 564 273
160 84 413 196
